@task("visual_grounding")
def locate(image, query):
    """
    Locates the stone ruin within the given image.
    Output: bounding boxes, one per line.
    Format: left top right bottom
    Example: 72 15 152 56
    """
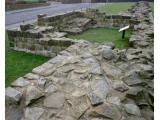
7 8 134 57
6 1 154 120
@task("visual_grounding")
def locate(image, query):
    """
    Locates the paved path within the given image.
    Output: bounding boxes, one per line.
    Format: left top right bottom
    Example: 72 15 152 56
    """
5 3 100 29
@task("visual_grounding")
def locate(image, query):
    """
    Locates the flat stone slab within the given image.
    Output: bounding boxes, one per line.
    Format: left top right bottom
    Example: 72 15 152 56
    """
23 107 45 120
6 107 23 120
24 73 40 80
46 32 67 38
71 95 90 119
83 57 102 75
44 84 57 94
102 47 115 60
11 77 30 87
43 92 65 109
63 17 92 34
102 63 123 80
124 104 141 116
113 81 129 92
63 27 82 34
90 79 109 99
88 92 103 106
88 103 122 120
32 63 56 76
126 87 143 99
122 72 145 86
25 86 44 106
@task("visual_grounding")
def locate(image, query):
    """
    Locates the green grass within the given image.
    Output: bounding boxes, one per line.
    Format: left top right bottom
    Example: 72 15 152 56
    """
17 0 46 3
97 2 135 14
97 2 153 15
68 28 132 49
5 32 50 87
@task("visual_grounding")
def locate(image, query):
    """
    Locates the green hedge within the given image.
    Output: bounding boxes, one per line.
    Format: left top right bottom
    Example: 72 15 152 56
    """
17 0 47 4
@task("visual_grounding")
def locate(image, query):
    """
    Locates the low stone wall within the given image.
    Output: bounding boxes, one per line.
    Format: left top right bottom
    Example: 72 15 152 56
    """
84 9 135 29
37 9 136 30
7 29 75 57
128 1 154 49
37 12 84 29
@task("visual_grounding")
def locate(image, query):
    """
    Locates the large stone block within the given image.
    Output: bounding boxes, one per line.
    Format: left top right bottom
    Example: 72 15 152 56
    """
5 87 22 104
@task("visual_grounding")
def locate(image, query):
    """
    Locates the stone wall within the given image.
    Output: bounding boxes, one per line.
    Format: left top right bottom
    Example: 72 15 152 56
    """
7 9 136 57
128 1 154 49
84 9 135 29
7 29 76 57
37 12 83 28
38 9 135 30
6 2 154 120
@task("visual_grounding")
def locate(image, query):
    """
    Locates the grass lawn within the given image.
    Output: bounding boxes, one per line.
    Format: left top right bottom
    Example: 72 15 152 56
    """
97 2 153 15
97 2 135 14
5 32 50 87
68 28 132 49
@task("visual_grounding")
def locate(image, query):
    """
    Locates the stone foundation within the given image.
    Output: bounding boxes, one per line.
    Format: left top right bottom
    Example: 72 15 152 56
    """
37 12 84 27
37 9 135 32
84 9 135 29
7 8 136 57
7 26 76 57
6 1 154 120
